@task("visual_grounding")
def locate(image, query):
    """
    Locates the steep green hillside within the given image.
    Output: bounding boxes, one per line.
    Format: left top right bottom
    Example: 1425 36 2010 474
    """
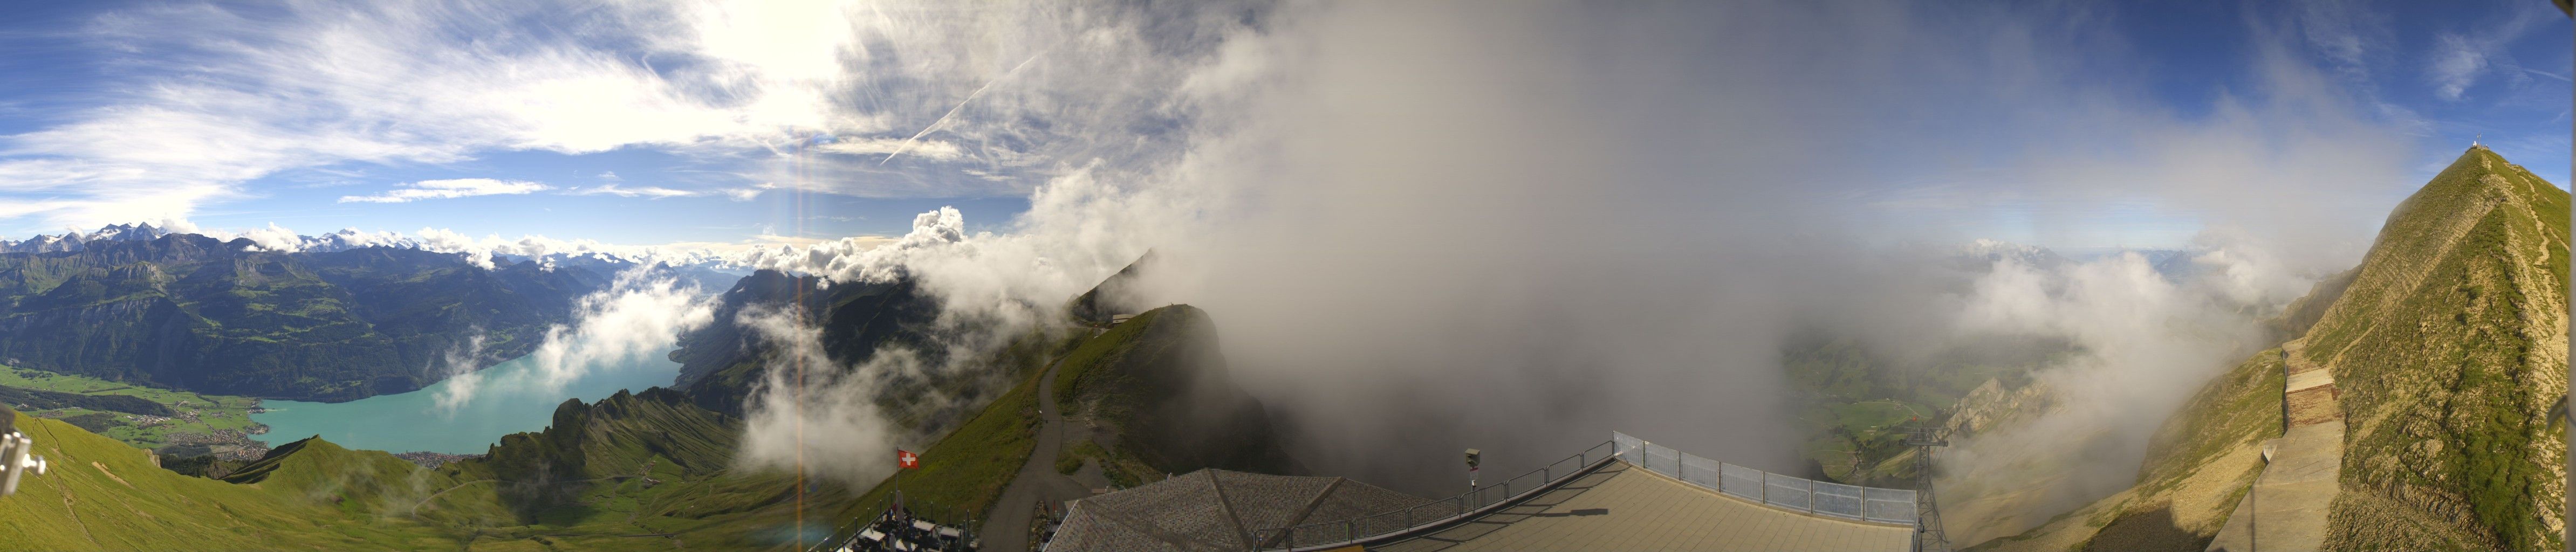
1970 349 2285 551
1 388 876 551
1968 146 2568 552
2304 146 2567 551
0 234 614 402
1055 304 1298 475
833 337 1059 528
0 410 456 550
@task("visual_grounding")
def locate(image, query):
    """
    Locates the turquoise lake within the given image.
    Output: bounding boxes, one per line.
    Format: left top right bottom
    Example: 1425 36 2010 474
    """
249 347 683 454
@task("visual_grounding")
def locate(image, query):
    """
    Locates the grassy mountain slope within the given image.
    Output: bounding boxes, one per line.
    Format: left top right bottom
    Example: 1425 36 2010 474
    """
1968 349 2285 551
820 302 1301 543
831 336 1061 528
1968 146 2567 551
817 256 1301 540
0 386 884 551
0 234 614 402
0 410 455 551
1055 304 1299 475
1784 333 2072 487
2305 146 2567 551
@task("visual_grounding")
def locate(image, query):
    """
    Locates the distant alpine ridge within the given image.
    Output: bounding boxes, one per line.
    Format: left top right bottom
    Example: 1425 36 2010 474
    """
1 223 730 272
0 222 170 253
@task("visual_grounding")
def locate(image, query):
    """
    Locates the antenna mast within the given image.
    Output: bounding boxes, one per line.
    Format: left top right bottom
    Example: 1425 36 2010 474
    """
1906 423 1951 552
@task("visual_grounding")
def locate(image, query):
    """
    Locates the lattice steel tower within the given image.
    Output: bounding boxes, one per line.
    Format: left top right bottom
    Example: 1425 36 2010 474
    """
1906 424 1951 552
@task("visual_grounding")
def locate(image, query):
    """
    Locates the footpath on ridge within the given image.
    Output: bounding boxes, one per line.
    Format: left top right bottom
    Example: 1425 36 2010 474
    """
979 328 1110 552
2204 341 2341 552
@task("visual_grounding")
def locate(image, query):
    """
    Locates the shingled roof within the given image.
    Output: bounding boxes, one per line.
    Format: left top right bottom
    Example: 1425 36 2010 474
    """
1047 468 1428 551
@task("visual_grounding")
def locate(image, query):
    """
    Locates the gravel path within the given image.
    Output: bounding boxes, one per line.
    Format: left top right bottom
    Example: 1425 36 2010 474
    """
978 333 1104 551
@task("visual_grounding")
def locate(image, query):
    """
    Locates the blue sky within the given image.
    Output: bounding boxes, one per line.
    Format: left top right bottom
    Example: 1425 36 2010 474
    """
0 1 2562 253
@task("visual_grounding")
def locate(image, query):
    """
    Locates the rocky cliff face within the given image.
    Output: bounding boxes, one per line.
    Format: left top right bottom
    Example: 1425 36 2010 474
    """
1946 378 2057 439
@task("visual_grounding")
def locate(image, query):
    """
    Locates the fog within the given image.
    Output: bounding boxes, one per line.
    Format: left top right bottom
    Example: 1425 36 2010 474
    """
709 0 2416 514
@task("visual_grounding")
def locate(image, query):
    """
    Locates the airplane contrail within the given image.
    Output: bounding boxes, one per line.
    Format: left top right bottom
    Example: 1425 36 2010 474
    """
881 51 1049 166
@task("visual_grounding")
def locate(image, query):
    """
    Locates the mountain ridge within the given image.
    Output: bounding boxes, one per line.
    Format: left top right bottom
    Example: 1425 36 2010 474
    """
1966 146 2568 551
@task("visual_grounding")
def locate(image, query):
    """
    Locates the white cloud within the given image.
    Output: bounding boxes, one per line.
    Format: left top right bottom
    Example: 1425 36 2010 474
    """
338 178 549 203
0 1 850 227
2428 32 2489 100
0 0 1228 228
435 268 718 413
721 184 773 201
567 183 701 199
731 305 905 486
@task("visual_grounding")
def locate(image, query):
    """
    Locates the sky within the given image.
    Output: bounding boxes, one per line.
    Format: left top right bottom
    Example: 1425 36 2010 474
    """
0 0 2560 254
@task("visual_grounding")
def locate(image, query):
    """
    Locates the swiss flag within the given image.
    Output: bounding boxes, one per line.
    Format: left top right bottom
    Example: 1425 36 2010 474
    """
898 450 921 470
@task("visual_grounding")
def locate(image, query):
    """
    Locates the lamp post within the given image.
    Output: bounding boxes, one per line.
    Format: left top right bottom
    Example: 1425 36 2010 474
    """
1464 448 1481 495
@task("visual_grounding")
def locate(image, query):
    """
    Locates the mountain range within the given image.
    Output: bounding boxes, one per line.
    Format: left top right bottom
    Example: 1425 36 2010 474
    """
0 232 618 401
0 223 169 254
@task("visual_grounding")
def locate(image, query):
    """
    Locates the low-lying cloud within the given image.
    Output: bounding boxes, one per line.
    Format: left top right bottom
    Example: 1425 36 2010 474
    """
1936 242 2291 543
434 268 717 413
730 306 906 487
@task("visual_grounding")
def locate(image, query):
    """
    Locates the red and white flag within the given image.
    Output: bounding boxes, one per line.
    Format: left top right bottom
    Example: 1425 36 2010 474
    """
898 450 921 470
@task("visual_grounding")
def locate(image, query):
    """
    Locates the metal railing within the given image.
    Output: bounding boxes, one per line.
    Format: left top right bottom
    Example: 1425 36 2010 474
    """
1251 440 1618 550
1613 431 1916 525
805 492 980 552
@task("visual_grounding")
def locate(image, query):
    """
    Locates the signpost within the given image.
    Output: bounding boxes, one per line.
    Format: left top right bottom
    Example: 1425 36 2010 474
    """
1464 448 1481 493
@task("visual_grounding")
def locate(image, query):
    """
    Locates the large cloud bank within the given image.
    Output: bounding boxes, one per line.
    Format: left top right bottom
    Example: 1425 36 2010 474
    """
701 1 2418 496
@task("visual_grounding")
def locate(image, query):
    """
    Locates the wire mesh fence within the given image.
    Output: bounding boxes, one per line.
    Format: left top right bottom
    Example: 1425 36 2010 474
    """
1612 431 1916 526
